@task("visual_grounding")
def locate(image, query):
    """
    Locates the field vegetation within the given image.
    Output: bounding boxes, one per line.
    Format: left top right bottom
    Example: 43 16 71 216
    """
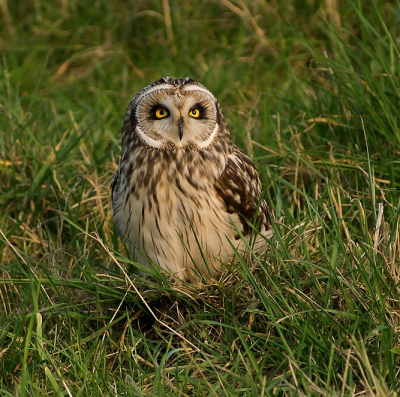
0 0 399 395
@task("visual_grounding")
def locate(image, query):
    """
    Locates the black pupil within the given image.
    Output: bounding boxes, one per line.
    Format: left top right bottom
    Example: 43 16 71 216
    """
159 109 165 115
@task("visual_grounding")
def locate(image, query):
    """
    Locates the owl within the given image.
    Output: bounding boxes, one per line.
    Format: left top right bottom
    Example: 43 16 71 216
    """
111 77 273 282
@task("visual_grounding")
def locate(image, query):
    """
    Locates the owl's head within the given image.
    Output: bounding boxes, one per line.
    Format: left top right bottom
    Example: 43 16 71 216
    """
124 77 226 150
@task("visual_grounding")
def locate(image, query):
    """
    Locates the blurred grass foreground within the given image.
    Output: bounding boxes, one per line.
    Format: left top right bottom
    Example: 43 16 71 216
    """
1 0 400 395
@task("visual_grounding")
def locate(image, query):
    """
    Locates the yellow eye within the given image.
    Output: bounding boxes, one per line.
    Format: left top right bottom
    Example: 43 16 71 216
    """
155 108 169 119
189 108 200 118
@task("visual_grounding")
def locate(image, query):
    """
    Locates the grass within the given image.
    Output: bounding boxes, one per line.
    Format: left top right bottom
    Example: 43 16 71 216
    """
0 0 399 395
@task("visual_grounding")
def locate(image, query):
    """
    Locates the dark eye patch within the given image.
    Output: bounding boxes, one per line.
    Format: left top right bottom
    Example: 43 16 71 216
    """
150 104 170 119
189 103 207 119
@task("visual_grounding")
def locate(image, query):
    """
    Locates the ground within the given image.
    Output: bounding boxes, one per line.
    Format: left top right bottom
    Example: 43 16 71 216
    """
0 1 399 395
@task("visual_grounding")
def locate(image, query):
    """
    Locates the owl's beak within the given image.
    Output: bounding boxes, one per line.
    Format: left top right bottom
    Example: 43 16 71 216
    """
177 117 184 140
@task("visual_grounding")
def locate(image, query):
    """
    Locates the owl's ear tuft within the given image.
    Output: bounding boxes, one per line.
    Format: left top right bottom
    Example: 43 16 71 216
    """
154 76 195 86
182 77 194 84
156 76 171 84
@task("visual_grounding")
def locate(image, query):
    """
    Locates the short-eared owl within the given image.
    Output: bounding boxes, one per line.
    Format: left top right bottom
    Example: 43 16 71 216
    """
111 77 272 281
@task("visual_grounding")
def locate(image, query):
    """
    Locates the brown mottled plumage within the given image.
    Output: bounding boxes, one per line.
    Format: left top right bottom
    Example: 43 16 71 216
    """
111 77 273 281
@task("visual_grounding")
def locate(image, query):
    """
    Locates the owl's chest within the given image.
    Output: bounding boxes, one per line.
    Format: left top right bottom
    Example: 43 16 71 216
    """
135 166 224 228
113 150 238 276
138 172 236 269
123 162 233 237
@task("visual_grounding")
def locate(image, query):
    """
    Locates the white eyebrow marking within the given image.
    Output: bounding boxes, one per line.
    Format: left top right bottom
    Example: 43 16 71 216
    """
182 86 216 100
134 84 174 103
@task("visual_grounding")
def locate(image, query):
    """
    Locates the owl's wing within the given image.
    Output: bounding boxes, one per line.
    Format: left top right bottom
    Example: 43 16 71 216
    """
215 146 273 253
110 170 120 198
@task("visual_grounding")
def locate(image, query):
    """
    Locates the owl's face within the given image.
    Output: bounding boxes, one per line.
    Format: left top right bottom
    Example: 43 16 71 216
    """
129 77 222 150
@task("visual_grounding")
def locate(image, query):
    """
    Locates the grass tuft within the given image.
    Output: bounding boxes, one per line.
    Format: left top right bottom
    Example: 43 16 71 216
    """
1 0 399 395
